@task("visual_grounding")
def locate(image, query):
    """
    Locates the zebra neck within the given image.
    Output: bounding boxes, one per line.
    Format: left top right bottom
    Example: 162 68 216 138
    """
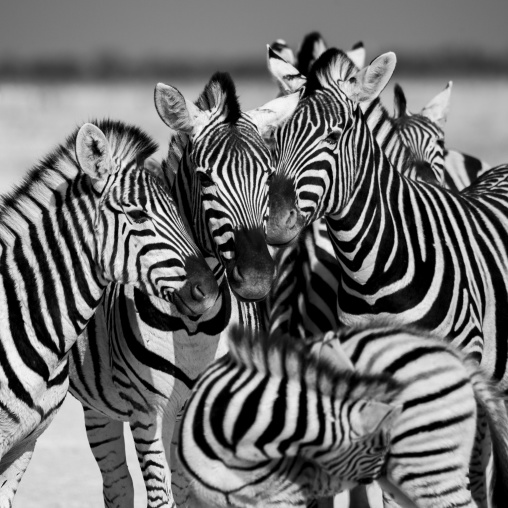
362 98 412 174
326 110 415 287
0 173 106 361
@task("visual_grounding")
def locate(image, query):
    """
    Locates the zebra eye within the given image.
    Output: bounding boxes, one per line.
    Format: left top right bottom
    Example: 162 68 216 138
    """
197 170 214 188
324 131 341 145
126 209 150 224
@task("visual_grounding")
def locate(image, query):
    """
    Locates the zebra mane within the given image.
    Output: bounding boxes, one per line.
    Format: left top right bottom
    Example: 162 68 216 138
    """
199 71 242 124
297 31 328 75
227 326 401 404
304 48 355 97
0 119 157 216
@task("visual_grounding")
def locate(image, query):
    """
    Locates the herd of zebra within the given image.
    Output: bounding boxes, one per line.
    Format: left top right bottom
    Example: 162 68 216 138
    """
1 30 507 508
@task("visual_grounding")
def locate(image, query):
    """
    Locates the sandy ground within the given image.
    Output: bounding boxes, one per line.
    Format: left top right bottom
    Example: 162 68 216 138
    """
1 75 508 506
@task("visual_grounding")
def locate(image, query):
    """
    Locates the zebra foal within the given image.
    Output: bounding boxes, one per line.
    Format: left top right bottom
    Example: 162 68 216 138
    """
176 325 508 508
0 119 217 506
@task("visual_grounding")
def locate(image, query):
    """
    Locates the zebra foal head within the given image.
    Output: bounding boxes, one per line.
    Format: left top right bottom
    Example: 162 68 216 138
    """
154 74 299 302
75 121 218 315
266 49 396 245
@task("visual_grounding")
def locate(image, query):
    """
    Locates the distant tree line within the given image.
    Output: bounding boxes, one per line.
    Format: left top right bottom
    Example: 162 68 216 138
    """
1 51 507 81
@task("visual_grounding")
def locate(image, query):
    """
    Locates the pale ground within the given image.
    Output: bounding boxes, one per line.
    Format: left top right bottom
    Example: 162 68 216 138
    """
1 75 508 507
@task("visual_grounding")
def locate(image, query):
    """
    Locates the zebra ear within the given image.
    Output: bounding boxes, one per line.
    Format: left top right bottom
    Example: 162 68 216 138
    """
154 83 208 135
312 331 355 371
246 92 300 140
393 83 408 118
340 52 397 104
346 41 366 70
420 81 452 130
76 123 115 192
353 401 402 438
267 45 307 96
270 39 297 67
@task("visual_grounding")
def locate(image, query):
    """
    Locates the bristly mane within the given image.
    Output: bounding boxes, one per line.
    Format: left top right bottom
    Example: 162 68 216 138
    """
0 119 157 215
197 71 242 124
227 325 402 404
304 48 353 98
297 31 328 74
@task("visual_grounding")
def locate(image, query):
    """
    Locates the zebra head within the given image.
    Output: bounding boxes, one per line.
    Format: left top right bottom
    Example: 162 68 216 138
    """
392 82 452 185
75 122 219 316
267 49 396 245
154 75 299 302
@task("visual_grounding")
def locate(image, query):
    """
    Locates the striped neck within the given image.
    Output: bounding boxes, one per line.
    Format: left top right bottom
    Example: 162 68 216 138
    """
0 162 106 362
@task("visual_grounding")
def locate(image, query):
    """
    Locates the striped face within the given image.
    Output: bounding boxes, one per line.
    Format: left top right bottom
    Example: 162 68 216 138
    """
155 75 299 302
77 123 219 316
267 88 353 245
392 82 450 186
267 50 397 245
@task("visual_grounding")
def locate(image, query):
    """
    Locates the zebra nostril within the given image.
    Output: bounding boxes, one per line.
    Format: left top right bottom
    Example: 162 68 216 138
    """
191 283 205 301
232 265 243 282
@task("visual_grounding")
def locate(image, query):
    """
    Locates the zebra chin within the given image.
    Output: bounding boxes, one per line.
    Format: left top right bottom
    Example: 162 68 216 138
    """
226 226 276 302
171 255 220 316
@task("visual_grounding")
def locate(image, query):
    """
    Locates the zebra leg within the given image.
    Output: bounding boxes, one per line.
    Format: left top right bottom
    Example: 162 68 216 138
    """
130 413 174 508
84 406 134 508
0 442 35 508
469 404 490 508
349 485 372 508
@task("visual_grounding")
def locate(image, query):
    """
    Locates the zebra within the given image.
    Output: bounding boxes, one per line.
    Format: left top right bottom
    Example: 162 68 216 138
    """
391 81 491 191
265 48 508 506
262 45 451 341
69 73 300 508
176 324 508 508
0 119 218 506
287 30 491 187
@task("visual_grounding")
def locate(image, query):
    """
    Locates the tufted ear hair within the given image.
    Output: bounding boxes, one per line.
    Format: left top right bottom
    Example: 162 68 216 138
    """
76 123 115 193
246 91 300 140
420 81 452 130
393 83 408 118
340 52 397 104
351 400 402 437
267 45 307 96
346 41 366 70
154 83 208 135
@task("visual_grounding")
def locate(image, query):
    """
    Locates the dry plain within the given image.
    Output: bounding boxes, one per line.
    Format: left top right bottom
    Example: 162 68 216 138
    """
1 75 508 507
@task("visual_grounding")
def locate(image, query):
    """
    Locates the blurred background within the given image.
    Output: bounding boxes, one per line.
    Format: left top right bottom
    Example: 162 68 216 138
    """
1 1 508 506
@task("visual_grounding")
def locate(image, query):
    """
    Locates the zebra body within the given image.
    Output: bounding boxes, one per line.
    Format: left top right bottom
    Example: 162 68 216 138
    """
177 325 508 508
69 74 298 508
0 120 216 506
266 49 508 505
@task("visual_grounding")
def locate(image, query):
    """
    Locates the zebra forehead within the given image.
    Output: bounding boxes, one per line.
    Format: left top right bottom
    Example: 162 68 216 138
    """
194 122 271 165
